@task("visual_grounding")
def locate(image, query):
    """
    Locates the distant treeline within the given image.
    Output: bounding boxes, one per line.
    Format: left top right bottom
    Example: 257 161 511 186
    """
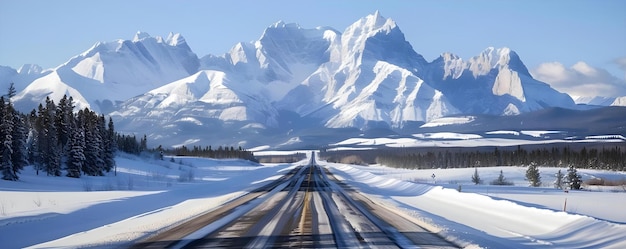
256 153 307 164
162 145 256 162
320 145 626 171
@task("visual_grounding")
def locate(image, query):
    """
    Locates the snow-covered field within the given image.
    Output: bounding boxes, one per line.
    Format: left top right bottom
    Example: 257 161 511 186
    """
331 131 626 148
0 154 297 248
324 162 626 248
1 152 624 248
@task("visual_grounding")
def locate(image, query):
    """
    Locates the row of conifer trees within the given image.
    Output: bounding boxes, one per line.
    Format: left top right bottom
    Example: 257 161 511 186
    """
162 145 256 161
1 92 125 180
321 145 626 171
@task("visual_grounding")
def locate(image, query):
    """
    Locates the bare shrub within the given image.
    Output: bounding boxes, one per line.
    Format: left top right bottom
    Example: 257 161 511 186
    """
178 169 195 182
0 201 6 216
33 196 42 207
83 180 93 192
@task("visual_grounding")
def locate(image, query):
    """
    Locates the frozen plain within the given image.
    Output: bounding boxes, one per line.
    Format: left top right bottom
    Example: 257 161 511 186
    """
0 150 624 248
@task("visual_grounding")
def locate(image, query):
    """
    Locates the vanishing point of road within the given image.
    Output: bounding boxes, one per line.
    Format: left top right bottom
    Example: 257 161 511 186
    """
131 153 458 248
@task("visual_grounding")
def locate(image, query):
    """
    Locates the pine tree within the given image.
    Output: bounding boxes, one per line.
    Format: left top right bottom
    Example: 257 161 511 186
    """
31 105 45 175
491 170 513 185
6 82 16 98
554 169 564 189
82 108 104 176
9 105 28 177
525 162 542 187
0 97 17 180
104 117 117 174
471 167 482 185
140 134 147 152
42 97 61 176
66 124 84 178
55 95 73 158
566 165 582 190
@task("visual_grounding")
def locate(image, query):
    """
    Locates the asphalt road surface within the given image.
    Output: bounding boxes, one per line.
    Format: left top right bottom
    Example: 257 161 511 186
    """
131 153 458 248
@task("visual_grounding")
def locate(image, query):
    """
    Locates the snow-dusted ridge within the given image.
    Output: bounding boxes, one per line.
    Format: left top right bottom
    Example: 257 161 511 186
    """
12 31 199 113
5 12 619 148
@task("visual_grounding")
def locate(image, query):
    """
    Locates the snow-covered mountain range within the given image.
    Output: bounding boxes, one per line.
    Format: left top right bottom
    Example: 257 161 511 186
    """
2 12 624 148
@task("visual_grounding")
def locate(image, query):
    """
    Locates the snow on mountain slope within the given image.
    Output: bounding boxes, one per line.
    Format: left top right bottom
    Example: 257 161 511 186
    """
113 70 278 125
325 61 458 128
0 64 50 95
12 67 91 111
573 96 616 105
428 47 576 115
12 32 199 113
611 96 626 106
200 21 337 102
110 12 583 148
278 12 438 129
6 12 592 148
110 70 282 148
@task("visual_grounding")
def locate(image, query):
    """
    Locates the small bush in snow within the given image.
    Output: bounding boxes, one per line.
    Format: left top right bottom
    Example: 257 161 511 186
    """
554 169 565 189
178 170 195 182
566 166 583 190
33 197 42 207
491 170 513 185
525 163 542 187
471 168 482 185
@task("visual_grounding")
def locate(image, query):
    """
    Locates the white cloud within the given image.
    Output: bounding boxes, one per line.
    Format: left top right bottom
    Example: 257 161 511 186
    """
614 57 626 78
531 61 626 98
615 57 626 70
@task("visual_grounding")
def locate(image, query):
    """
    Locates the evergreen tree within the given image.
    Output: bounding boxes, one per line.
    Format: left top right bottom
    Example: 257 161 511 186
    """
494 147 503 166
104 117 117 174
554 169 564 189
42 97 61 176
140 134 147 152
491 170 513 185
32 104 45 175
81 108 104 176
566 165 582 190
9 105 28 177
471 167 482 185
0 97 17 180
66 124 84 178
525 162 542 187
7 83 17 99
55 95 73 158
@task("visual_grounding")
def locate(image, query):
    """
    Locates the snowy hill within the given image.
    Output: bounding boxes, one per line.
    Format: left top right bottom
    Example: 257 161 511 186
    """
610 96 626 106
11 32 199 113
277 11 457 129
110 12 577 147
0 64 50 95
2 12 606 148
0 153 624 248
427 47 575 115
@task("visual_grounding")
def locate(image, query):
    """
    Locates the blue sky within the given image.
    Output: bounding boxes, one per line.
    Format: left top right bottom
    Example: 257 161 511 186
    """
1 0 625 97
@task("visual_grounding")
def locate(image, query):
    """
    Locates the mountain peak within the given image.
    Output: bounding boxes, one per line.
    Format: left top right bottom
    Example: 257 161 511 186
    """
363 11 396 32
17 64 43 74
468 46 530 77
268 20 301 30
133 31 151 42
165 32 186 46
